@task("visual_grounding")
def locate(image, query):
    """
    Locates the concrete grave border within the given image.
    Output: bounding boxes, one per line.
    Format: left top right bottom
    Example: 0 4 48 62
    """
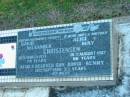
0 19 119 87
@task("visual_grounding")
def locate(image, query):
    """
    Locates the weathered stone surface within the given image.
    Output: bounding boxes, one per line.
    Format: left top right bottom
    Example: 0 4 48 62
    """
0 87 49 97
25 87 49 97
2 89 25 97
0 90 4 97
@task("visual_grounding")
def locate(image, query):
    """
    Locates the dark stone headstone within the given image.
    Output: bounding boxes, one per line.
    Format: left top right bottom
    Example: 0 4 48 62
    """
16 21 112 77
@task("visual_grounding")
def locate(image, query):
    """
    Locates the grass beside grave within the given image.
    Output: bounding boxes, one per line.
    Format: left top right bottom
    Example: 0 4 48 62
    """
0 0 130 30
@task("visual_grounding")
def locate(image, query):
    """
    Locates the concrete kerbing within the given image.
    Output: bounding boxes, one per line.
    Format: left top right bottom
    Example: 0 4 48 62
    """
113 16 130 97
24 87 49 97
113 16 130 79
0 87 49 97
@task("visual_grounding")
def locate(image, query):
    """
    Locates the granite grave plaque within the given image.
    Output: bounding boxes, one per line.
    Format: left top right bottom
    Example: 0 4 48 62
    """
16 21 112 77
